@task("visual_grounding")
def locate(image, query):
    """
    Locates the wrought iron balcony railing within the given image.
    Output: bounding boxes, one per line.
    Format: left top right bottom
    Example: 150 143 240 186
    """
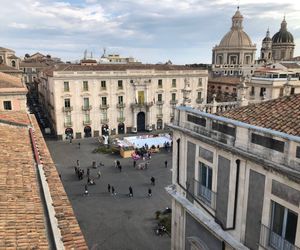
193 178 216 210
99 104 109 109
82 105 92 111
260 224 300 250
62 106 73 112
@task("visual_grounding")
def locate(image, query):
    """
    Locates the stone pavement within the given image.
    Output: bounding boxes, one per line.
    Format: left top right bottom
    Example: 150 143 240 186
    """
46 138 172 250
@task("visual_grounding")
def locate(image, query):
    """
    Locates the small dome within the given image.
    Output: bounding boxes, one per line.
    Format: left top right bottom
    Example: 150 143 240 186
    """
219 30 253 47
272 18 294 43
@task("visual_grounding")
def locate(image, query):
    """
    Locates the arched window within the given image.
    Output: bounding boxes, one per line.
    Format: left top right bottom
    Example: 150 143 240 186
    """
11 61 16 67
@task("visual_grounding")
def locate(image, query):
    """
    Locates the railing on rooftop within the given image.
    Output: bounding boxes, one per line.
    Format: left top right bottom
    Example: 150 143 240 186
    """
260 224 300 250
197 101 239 114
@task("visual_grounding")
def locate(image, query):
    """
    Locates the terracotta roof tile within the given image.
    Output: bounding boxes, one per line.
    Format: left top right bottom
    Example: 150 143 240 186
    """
208 76 241 85
217 94 300 136
0 112 87 249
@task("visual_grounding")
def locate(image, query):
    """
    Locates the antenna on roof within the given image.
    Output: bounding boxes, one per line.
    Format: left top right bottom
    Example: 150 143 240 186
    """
84 49 87 60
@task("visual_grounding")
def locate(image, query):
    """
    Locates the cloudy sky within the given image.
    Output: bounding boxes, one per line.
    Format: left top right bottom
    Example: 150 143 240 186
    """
1 0 300 64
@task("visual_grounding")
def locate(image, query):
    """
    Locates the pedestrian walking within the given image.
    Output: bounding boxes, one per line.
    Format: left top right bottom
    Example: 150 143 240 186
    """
129 186 133 197
97 170 101 179
133 160 136 168
108 184 111 193
69 136 72 144
76 160 80 167
84 185 88 195
117 160 120 167
118 164 122 172
78 142 80 149
114 160 117 168
111 186 116 195
164 160 168 168
151 176 155 186
87 168 90 177
148 188 152 197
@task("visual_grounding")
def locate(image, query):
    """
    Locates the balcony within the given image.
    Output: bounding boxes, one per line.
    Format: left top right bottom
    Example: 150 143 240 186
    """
131 102 154 109
196 98 203 104
83 120 92 125
156 113 163 119
117 117 125 123
156 101 164 106
99 104 109 109
194 179 216 210
116 103 126 108
62 106 73 112
170 100 178 105
101 118 109 124
64 121 73 127
82 105 92 111
260 224 300 250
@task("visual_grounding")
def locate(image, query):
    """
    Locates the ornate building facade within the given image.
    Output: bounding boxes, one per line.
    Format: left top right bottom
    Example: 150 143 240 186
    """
38 64 208 140
260 18 295 62
212 7 257 77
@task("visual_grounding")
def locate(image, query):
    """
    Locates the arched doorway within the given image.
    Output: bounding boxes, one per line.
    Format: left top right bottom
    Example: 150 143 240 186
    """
65 128 73 139
84 126 92 138
157 119 163 130
118 123 125 134
101 124 109 136
137 112 145 132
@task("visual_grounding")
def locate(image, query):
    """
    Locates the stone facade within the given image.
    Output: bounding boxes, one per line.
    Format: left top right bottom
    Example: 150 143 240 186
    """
38 64 208 139
167 104 300 250
212 8 257 77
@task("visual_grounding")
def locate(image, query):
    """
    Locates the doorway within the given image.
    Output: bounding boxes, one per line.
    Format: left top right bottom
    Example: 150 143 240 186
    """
118 123 125 134
84 126 92 138
137 112 145 132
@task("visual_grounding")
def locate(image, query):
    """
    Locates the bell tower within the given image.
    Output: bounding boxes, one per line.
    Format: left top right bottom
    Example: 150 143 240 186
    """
260 28 272 63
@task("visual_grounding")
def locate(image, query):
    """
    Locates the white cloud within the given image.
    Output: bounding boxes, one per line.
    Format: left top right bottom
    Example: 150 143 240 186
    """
0 0 300 63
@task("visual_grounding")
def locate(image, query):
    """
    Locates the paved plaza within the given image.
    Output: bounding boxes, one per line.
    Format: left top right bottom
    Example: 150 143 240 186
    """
46 138 172 250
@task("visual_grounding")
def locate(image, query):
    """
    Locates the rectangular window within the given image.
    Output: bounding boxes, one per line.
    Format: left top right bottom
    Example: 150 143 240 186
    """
251 133 285 153
279 88 284 97
187 114 206 127
101 97 107 106
84 113 90 122
199 146 213 163
101 80 106 89
64 98 70 108
118 96 123 104
64 81 69 92
270 201 298 247
158 79 163 88
83 81 89 91
172 79 176 87
118 80 123 89
3 101 12 110
260 87 266 97
296 146 300 159
198 162 213 203
157 94 162 102
212 122 236 136
250 86 255 96
171 93 176 101
137 91 145 104
291 88 295 95
197 92 202 99
198 78 202 87
83 97 89 107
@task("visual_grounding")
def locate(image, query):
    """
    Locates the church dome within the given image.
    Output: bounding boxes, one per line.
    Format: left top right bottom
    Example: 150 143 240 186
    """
219 30 253 47
272 18 294 43
218 8 254 48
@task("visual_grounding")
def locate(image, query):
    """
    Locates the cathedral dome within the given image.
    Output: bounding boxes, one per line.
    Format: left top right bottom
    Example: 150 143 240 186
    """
218 8 254 48
272 18 294 43
219 30 253 47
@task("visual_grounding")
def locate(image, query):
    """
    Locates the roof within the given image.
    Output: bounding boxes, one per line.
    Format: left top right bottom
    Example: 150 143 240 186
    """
44 63 206 76
218 94 300 136
7 55 19 60
0 111 30 126
20 60 53 68
0 64 22 73
272 18 294 44
208 76 241 85
0 72 24 88
0 47 14 52
279 63 300 69
0 112 87 249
